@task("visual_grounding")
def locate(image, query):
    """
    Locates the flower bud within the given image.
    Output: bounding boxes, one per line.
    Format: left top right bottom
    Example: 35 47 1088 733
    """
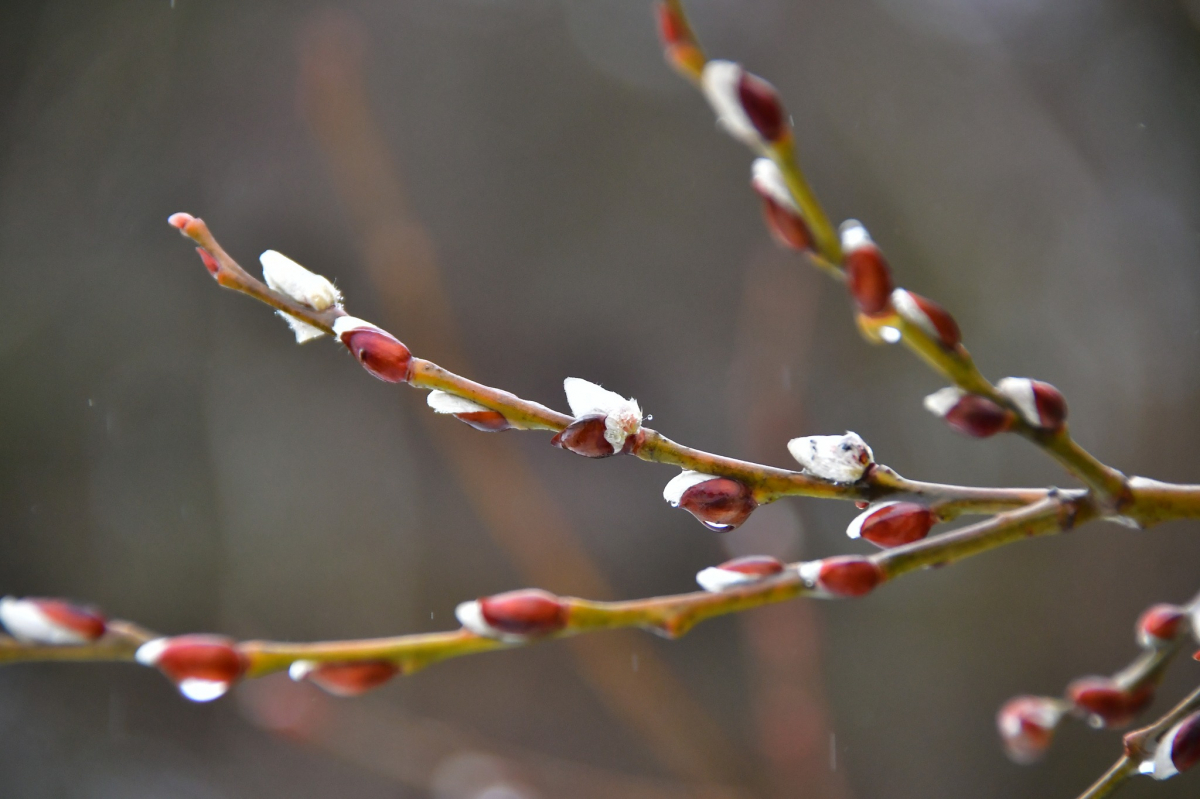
135 635 248 702
751 159 812 251
654 1 705 78
288 659 400 697
259 250 342 344
846 502 935 548
1143 710 1200 780
0 596 106 645
997 377 1067 431
924 387 1014 438
839 220 894 316
1066 676 1154 729
455 589 569 643
786 432 874 483
695 555 786 593
427 390 513 432
997 695 1063 764
333 316 412 383
663 470 757 531
554 378 642 457
798 556 885 598
701 60 788 148
1136 604 1188 648
891 289 961 349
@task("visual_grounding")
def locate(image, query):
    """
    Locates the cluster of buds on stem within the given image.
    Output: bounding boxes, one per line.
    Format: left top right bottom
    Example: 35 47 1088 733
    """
663 471 757 531
288 659 401 697
456 589 569 644
695 555 786 593
924 388 1014 438
552 379 642 458
0 596 106 645
333 317 413 383
700 60 789 150
786 432 874 483
797 556 884 598
135 635 248 702
996 696 1065 764
1141 711 1200 780
751 159 812 251
845 502 935 548
427 390 514 432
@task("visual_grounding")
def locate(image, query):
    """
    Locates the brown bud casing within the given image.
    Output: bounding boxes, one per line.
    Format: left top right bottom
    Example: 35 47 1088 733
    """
654 2 704 77
844 243 894 316
1159 712 1200 778
812 556 884 597
925 389 1014 438
892 289 961 349
137 635 248 702
737 72 787 144
34 600 107 641
478 589 568 638
293 660 400 697
1137 604 1187 648
1067 676 1154 729
997 696 1062 764
759 196 813 251
455 410 514 432
339 326 412 383
1030 382 1067 429
551 414 622 457
678 478 757 532
852 502 935 548
715 555 785 578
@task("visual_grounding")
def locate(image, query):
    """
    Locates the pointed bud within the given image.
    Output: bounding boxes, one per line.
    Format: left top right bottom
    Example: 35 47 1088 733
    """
1066 676 1154 729
663 470 757 531
846 502 935 548
1144 710 1200 780
259 250 341 344
997 696 1064 764
798 556 885 597
840 221 894 316
196 247 221 277
427 390 514 432
786 432 874 483
333 317 412 383
701 60 789 148
554 378 642 457
695 555 786 593
751 159 812 251
654 1 705 78
997 378 1067 431
891 289 961 349
0 597 107 645
288 659 400 697
456 589 569 643
1136 604 1188 648
135 635 248 702
924 387 1014 438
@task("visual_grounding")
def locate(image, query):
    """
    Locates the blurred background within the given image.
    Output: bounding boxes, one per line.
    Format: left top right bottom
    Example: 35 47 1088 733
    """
2 0 1200 796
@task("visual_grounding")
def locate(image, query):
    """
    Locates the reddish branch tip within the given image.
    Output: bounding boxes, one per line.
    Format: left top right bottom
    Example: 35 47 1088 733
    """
840 221 894 316
289 659 401 697
456 589 569 642
1146 711 1200 779
696 555 785 593
663 471 757 532
1066 676 1154 729
997 696 1063 764
333 317 412 383
135 635 248 702
800 556 885 598
167 212 194 230
997 378 1068 431
653 2 704 77
924 388 1014 438
1136 604 1188 648
846 502 935 548
891 289 961 349
0 596 107 645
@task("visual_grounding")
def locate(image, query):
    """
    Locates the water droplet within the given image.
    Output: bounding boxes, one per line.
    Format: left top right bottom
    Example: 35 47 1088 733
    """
178 678 229 702
880 326 901 344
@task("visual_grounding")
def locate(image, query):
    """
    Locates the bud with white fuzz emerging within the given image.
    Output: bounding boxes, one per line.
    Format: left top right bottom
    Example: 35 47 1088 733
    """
786 432 873 483
997 696 1064 764
456 589 569 644
797 556 885 598
924 387 1014 438
663 470 757 532
0 596 106 645
1142 711 1200 780
333 316 413 383
288 659 400 697
751 158 812 251
840 220 894 316
701 60 788 148
891 289 961 349
427 390 514 432
997 377 1067 431
552 378 642 458
135 635 248 702
259 250 341 343
696 555 786 593
846 502 935 548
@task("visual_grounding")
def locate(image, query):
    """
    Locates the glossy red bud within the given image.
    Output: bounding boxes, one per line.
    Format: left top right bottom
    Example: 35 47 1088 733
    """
716 555 786 577
737 71 787 144
1030 381 1067 429
760 196 813 251
454 410 514 432
291 660 400 697
844 244 894 316
1067 677 1154 729
926 389 1014 438
997 696 1062 764
811 556 884 597
851 502 935 548
478 589 568 637
338 325 412 383
551 414 617 457
1137 604 1187 648
136 635 248 702
678 478 758 532
1154 711 1200 779
0 597 107 644
893 289 961 349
